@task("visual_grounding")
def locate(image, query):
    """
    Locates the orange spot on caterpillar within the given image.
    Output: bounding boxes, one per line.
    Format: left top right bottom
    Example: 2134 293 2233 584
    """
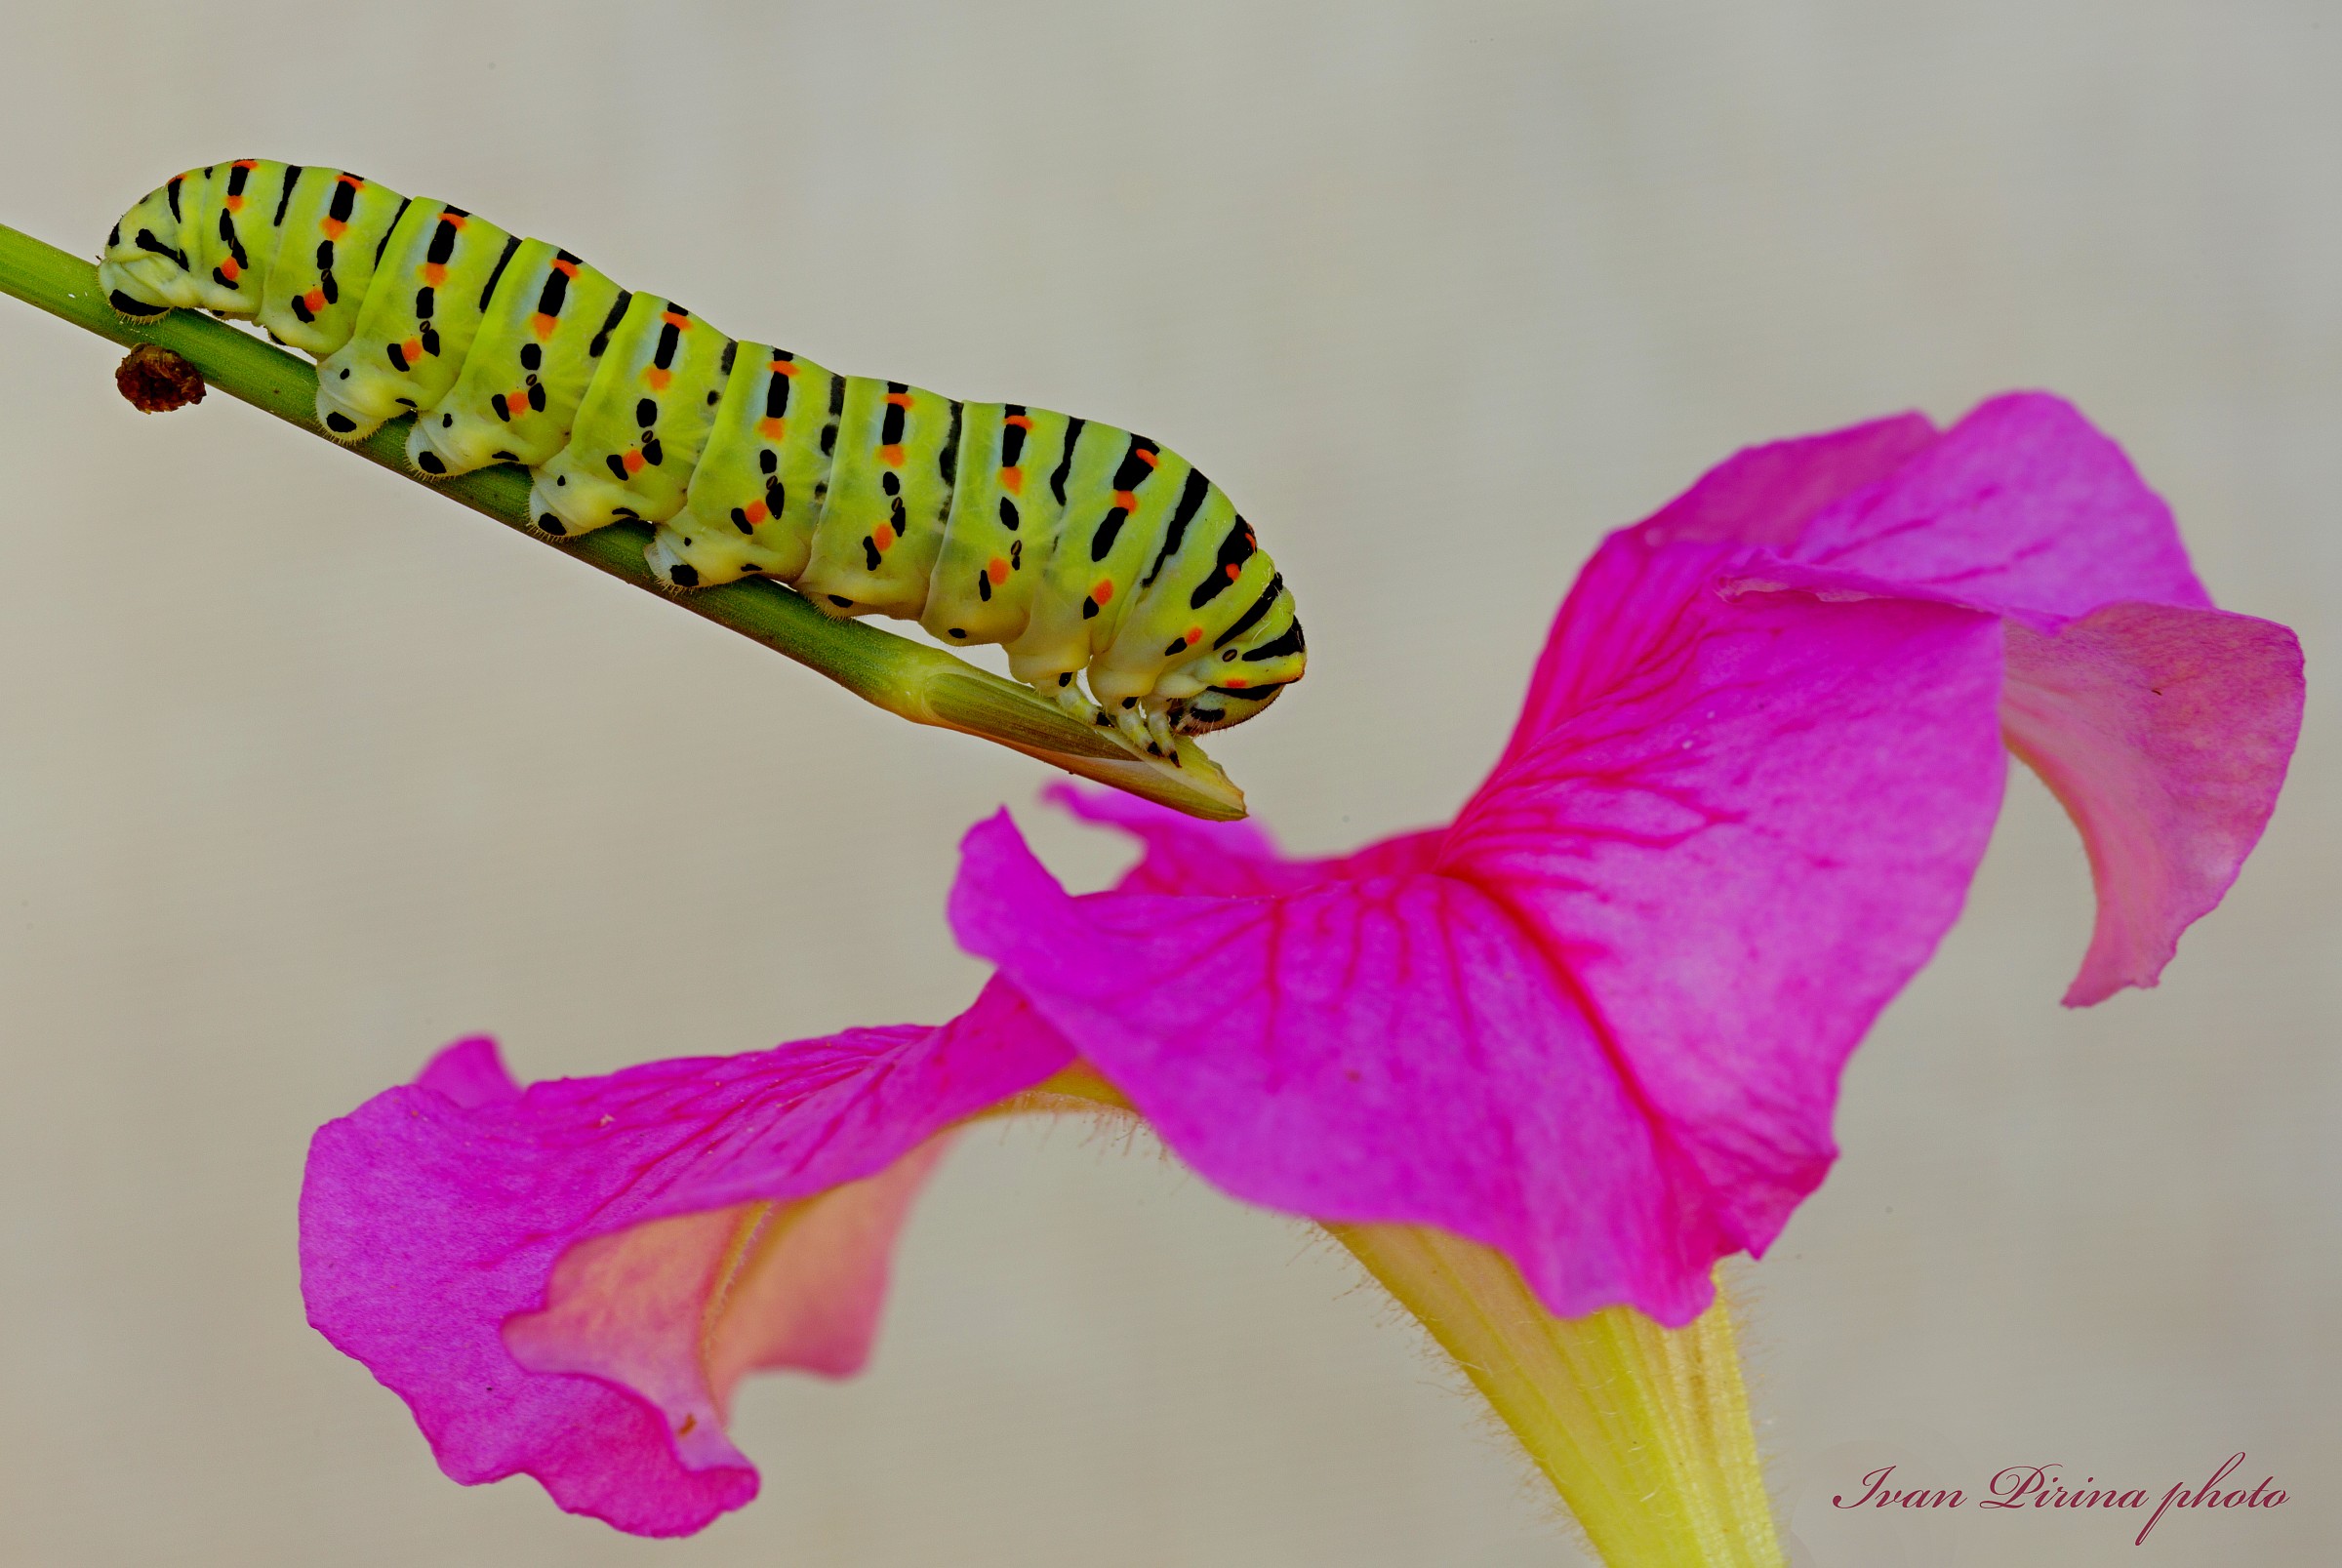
1184 627 1202 646
884 391 913 408
1003 413 1033 430
320 218 348 240
643 367 672 391
622 449 646 475
873 523 896 550
422 261 447 287
988 556 1010 585
1000 465 1024 494
551 258 581 278
1223 677 1249 689
660 310 689 329
233 159 256 171
744 499 770 526
1112 490 1139 510
336 174 364 189
531 313 558 340
224 195 244 213
878 444 905 466
219 257 240 282
441 213 468 229
770 359 797 377
400 337 424 365
1093 581 1114 605
1225 564 1241 581
1134 448 1160 467
756 417 787 440
303 288 326 311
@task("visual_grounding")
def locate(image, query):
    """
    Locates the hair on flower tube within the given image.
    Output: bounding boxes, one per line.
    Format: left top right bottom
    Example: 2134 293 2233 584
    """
302 392 2300 1544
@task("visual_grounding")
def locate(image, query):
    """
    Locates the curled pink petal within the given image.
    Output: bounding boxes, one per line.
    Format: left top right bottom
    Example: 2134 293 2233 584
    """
2001 603 2305 1005
412 1034 520 1106
1763 393 2299 998
1628 393 2212 623
1637 410 1940 551
1500 413 1942 765
1784 393 2212 623
959 547 2010 1325
300 983 1071 1536
503 1135 953 1459
1587 391 2295 999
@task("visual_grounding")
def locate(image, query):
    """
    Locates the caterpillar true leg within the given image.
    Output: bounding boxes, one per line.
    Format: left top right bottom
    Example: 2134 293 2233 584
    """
99 161 1306 737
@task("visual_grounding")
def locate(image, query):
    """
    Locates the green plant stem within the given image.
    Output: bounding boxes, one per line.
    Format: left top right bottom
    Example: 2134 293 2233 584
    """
0 221 1244 821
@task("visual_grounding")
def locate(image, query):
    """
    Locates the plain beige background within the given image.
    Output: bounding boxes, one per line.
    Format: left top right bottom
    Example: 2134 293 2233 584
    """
0 4 2331 1565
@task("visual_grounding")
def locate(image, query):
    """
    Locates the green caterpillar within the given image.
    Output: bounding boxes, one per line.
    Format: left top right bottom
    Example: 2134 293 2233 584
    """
99 160 1304 752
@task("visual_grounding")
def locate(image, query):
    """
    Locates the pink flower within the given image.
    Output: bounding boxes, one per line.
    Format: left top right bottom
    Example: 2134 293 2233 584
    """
954 391 2304 1324
301 392 2300 1535
302 987 1073 1535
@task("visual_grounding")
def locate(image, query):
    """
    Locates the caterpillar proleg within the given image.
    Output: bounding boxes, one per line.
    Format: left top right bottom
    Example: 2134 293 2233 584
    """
100 160 1305 751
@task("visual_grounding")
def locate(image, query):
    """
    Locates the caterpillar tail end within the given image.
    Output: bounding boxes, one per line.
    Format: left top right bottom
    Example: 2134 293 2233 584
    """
95 260 173 323
105 292 170 324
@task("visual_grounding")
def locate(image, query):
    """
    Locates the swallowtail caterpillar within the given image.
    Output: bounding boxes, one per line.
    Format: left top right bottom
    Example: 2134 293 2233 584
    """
99 160 1305 754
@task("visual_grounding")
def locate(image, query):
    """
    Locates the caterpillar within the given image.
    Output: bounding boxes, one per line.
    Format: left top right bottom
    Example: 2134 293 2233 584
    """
98 160 1304 753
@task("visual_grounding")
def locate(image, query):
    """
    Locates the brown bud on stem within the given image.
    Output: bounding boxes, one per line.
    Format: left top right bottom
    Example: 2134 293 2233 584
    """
114 342 205 413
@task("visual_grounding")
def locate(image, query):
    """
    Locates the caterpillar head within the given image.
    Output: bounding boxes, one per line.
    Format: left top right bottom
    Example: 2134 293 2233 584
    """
1168 581 1305 735
1167 678 1288 735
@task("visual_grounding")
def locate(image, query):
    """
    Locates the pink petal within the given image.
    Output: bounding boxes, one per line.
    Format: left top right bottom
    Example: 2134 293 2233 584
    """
2001 603 2305 1005
412 1034 521 1106
959 545 2008 1325
1046 781 1448 895
1637 410 1940 551
300 981 1071 1536
1443 542 2008 1269
503 1136 954 1441
1500 413 1942 766
1044 780 1298 895
1783 391 2212 623
1569 392 2297 1001
1625 392 2211 622
1739 393 2299 999
956 814 1732 1324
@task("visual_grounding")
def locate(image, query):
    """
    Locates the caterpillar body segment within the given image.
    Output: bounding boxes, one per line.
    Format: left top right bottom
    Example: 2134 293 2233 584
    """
406 240 624 474
316 199 516 438
914 400 1040 649
794 375 963 619
527 293 732 536
100 162 1304 744
263 166 409 357
654 345 840 584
